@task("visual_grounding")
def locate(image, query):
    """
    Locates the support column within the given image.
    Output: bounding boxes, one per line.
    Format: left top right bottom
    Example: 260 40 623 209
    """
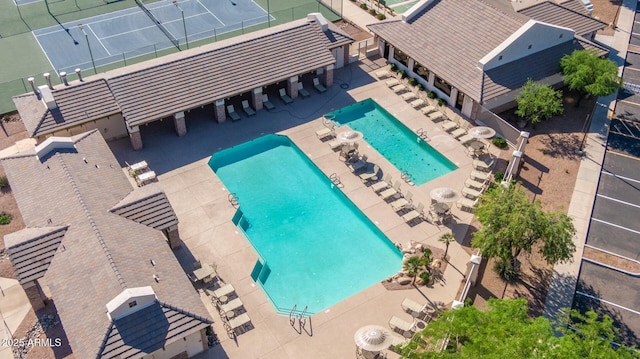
287 76 298 99
407 58 415 76
213 99 226 123
23 281 45 311
166 225 181 249
129 125 143 151
342 44 350 66
323 65 334 87
173 111 186 136
449 88 458 107
252 87 263 111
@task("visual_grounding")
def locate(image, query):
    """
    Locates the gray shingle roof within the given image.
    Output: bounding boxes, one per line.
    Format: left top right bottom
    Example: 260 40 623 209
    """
368 0 528 101
111 184 178 231
1 130 211 358
5 226 68 284
482 37 609 100
14 80 120 138
99 301 210 358
518 1 606 36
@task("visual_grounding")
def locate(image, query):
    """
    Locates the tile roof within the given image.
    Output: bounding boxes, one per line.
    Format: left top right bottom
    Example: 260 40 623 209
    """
99 301 210 358
518 1 606 36
14 80 120 137
368 0 528 101
1 130 211 358
4 226 68 284
110 184 179 231
482 37 608 100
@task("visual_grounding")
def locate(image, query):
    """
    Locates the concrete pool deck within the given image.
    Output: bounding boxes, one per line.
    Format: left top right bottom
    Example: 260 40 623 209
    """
109 60 492 358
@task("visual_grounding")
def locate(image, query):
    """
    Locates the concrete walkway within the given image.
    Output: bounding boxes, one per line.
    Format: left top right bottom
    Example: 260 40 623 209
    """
0 277 32 359
542 0 635 320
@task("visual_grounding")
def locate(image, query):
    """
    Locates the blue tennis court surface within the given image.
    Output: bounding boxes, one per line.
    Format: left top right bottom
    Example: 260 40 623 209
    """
33 0 272 73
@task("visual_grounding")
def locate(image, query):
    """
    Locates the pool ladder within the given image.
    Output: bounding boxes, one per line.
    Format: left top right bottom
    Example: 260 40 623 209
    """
228 193 239 208
400 170 415 186
289 304 309 327
416 128 429 141
329 173 343 188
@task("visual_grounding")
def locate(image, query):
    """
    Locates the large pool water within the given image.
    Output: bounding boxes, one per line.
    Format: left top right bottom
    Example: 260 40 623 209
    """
327 98 457 185
209 135 402 315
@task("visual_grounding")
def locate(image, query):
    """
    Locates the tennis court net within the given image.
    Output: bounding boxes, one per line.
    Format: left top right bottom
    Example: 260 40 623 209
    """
134 0 180 48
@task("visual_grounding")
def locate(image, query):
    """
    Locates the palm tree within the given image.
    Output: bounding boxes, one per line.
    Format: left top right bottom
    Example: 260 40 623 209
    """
403 256 424 285
439 233 455 260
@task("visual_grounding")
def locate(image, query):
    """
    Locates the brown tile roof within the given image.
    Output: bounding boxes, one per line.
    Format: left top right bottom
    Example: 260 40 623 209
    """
110 184 179 231
4 226 68 284
368 0 528 101
556 0 590 16
482 37 608 100
1 130 211 358
518 1 606 36
15 80 120 137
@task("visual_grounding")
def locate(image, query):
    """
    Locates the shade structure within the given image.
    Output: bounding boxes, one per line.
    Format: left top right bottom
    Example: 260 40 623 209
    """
468 126 496 139
430 187 460 203
354 325 394 352
337 130 364 143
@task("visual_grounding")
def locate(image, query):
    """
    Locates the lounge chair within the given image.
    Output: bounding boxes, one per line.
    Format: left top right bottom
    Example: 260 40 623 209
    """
279 88 293 104
462 186 482 199
458 134 475 146
470 170 491 181
298 82 311 98
128 161 148 176
220 297 244 313
213 283 235 299
385 78 400 87
136 171 156 186
401 298 434 320
227 105 241 121
371 174 392 192
401 91 418 101
228 312 252 335
315 127 334 140
441 117 459 132
380 181 402 200
391 191 413 211
402 202 425 224
375 69 391 79
392 84 407 93
421 105 436 114
465 177 486 190
473 158 494 171
450 122 471 139
429 111 445 122
313 78 327 93
389 315 417 338
359 163 380 182
457 197 478 212
327 139 342 151
262 94 275 110
241 100 256 116
411 98 425 109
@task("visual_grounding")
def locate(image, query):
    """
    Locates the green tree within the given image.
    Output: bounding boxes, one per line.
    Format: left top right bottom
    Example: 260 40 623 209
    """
515 79 564 125
438 233 455 260
560 49 622 100
399 298 638 358
403 256 424 285
471 184 576 278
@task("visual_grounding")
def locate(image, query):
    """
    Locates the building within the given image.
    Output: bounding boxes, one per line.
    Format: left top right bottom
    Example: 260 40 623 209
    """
12 13 353 150
367 0 607 120
2 129 212 358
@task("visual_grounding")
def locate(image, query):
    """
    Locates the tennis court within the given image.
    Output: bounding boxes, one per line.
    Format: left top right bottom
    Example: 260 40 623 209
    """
33 0 272 73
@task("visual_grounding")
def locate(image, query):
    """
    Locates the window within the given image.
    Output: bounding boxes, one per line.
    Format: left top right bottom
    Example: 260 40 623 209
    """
433 75 452 97
413 63 430 83
456 91 465 110
393 48 409 67
128 300 137 308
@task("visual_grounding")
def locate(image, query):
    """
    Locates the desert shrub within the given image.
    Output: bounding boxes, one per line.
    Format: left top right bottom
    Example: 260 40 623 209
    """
494 258 519 282
369 8 376 15
427 91 437 99
416 83 425 91
397 69 407 79
377 13 386 20
419 271 431 285
408 77 418 86
0 212 12 225
494 171 505 183
492 137 508 149
0 176 8 190
437 98 446 107
390 63 397 71
360 3 367 9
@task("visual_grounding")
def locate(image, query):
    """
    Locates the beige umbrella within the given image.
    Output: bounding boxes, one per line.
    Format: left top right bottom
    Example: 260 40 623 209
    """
468 126 496 139
430 187 460 203
337 130 364 144
354 325 394 353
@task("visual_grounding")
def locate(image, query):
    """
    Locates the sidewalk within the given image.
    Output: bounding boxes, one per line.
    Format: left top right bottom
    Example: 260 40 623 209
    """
0 277 32 359
542 0 635 320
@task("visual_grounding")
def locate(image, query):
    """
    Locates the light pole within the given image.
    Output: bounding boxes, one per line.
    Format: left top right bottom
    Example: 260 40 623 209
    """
78 24 97 74
173 0 189 49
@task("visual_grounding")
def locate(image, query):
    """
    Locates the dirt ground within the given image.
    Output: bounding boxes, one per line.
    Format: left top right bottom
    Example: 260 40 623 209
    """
592 0 623 36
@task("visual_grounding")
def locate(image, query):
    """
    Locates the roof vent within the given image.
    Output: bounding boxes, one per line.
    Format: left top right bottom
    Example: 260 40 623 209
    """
60 72 69 86
27 77 39 96
38 85 57 110
35 136 76 161
43 72 53 90
75 68 83 82
307 13 328 32
106 287 157 320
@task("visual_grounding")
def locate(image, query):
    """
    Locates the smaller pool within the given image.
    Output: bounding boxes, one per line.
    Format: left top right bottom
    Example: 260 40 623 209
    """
327 99 457 185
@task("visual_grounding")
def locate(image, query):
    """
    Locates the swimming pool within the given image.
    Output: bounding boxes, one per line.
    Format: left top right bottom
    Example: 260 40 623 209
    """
327 99 457 185
209 135 402 315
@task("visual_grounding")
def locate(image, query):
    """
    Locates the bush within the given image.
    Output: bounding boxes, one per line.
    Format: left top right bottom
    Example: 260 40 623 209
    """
397 69 407 79
416 83 425 91
390 63 397 72
360 3 367 9
427 91 437 99
0 212 12 225
369 8 376 15
494 258 519 282
492 137 508 149
408 78 418 86
419 271 431 285
494 171 504 183
377 13 386 20
0 176 8 190
437 98 447 107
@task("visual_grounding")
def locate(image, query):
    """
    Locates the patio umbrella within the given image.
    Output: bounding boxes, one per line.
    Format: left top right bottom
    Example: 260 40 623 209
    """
337 130 364 144
430 187 460 203
354 325 395 353
468 126 496 139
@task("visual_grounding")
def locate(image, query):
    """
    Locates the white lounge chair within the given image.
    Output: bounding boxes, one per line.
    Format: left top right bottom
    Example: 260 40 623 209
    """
441 118 459 132
391 191 413 211
262 94 275 110
389 315 417 338
401 91 418 101
392 84 407 93
327 139 342 151
220 298 244 313
450 122 471 139
462 186 482 199
241 100 256 116
136 171 156 186
228 312 252 335
359 164 380 182
421 105 436 114
465 177 486 190
227 105 241 121
313 78 327 93
375 69 391 79
473 158 494 171
128 161 148 176
298 82 310 98
401 298 434 320
402 202 425 224
371 174 392 192
458 134 475 146
457 197 478 212
385 78 400 87
410 98 425 109
380 181 402 200
213 283 235 299
429 111 445 122
470 170 491 181
279 88 293 104
315 127 334 140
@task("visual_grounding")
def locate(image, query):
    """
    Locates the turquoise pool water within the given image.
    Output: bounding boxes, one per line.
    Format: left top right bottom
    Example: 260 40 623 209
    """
328 98 457 185
209 135 402 315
